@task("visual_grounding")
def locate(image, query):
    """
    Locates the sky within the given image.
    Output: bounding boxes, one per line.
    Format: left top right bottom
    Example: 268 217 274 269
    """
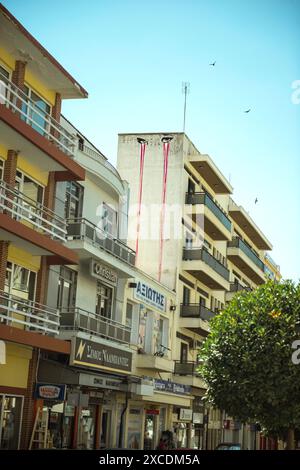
3 0 300 280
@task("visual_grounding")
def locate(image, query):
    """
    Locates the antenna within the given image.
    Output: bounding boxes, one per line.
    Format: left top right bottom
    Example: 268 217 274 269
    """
182 81 190 132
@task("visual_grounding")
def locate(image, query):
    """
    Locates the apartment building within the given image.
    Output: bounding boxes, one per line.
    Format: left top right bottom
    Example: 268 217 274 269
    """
117 132 280 449
0 4 87 449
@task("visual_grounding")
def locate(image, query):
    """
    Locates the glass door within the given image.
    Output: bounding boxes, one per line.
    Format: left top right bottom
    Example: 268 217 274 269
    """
0 394 24 449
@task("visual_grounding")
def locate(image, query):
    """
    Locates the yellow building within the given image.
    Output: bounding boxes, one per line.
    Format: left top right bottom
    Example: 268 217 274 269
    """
0 4 87 449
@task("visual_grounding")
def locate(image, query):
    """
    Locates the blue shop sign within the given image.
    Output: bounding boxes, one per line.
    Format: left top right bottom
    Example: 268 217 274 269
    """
154 379 191 395
134 281 166 312
34 383 66 401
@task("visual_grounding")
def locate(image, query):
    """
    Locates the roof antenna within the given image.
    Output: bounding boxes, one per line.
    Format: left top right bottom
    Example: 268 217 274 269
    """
182 81 190 133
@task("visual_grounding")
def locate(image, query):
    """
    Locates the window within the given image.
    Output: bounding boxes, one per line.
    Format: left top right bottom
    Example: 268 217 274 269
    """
126 302 133 329
57 267 77 309
0 158 4 181
65 181 83 220
96 282 113 319
101 203 117 237
5 262 36 301
183 286 190 305
21 85 51 136
0 65 10 105
185 231 193 249
187 178 195 194
15 171 44 204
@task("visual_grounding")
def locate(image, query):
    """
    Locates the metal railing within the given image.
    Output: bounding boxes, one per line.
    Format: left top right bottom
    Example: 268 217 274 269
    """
228 237 265 272
186 192 232 231
60 307 131 344
183 247 230 280
230 281 252 293
82 145 122 180
67 217 136 266
0 290 60 334
0 71 75 156
174 361 202 376
180 303 215 322
0 180 67 241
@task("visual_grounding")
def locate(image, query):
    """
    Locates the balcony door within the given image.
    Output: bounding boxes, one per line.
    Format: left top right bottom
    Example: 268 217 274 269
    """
180 343 188 363
57 267 77 309
14 171 44 224
96 282 113 319
183 286 190 306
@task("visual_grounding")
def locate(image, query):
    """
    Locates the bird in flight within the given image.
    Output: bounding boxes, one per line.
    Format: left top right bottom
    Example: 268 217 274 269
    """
255 198 258 204
209 61 216 66
244 109 251 113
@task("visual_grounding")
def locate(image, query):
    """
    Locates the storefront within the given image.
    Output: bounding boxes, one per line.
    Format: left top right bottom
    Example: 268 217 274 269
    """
0 341 32 449
37 334 133 450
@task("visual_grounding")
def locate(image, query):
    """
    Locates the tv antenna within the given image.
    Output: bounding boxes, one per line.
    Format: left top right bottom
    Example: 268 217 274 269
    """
182 81 190 132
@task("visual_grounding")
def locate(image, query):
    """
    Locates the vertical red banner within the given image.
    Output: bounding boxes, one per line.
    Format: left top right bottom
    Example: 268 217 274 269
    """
158 136 172 282
135 138 147 264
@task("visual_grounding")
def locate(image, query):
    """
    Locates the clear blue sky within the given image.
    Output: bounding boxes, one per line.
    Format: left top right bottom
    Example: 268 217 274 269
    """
4 0 300 280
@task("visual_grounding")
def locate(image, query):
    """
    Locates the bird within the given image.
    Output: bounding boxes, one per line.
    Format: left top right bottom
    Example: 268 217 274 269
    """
255 198 258 204
244 109 251 113
209 61 216 66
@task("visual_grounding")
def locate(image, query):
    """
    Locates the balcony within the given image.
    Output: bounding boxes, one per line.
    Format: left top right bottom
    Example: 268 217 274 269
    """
173 361 206 389
0 180 66 241
179 304 214 334
226 281 252 302
229 199 272 250
66 218 136 277
135 352 174 373
182 247 230 290
185 192 232 240
59 307 131 345
0 72 84 180
227 237 265 285
0 290 59 335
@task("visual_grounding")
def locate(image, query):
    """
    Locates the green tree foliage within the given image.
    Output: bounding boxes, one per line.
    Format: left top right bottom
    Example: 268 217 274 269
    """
199 280 300 446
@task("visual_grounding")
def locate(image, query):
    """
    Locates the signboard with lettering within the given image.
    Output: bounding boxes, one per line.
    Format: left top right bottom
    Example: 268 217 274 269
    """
78 373 123 390
134 281 166 312
179 408 193 421
154 379 191 395
90 259 117 285
71 337 132 372
34 383 66 401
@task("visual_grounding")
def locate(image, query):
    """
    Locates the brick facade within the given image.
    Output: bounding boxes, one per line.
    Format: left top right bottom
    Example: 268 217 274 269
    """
11 60 26 90
3 149 18 186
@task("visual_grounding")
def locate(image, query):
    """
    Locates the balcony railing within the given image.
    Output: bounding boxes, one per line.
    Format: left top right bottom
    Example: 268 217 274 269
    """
0 290 60 335
82 145 123 180
180 303 215 322
0 71 76 156
230 281 252 293
183 247 230 281
67 218 136 266
60 307 131 344
228 237 265 272
0 180 67 241
186 192 232 231
174 361 202 376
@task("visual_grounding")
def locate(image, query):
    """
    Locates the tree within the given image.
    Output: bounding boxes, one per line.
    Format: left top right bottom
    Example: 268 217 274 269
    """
199 280 300 449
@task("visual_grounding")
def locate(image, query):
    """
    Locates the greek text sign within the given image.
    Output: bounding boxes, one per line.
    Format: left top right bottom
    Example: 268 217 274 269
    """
134 281 166 312
71 337 132 372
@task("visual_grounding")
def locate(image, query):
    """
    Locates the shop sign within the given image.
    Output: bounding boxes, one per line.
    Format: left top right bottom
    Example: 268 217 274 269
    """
0 340 6 364
154 379 191 395
146 409 160 415
71 337 132 372
193 412 204 424
179 408 193 421
34 383 66 401
134 280 166 312
78 373 123 390
90 259 117 285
